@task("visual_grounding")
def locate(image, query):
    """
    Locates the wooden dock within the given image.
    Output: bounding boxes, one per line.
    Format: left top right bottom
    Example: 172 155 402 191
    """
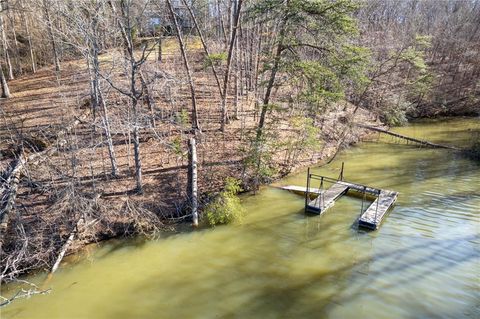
358 190 398 230
280 170 398 230
280 185 321 198
306 183 349 214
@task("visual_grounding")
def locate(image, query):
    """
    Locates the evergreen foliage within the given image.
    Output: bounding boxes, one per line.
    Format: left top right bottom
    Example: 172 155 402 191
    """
202 178 245 227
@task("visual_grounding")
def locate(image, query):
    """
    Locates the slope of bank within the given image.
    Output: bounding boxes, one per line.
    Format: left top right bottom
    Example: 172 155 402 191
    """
0 49 380 281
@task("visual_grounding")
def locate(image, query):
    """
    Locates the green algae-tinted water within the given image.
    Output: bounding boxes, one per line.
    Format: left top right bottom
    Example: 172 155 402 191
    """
1 118 479 319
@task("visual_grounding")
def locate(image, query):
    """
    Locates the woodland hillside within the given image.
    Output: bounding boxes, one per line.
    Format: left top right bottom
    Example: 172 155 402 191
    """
0 0 479 281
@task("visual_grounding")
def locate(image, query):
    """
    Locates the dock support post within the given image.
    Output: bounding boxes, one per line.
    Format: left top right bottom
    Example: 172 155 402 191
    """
374 191 380 223
339 162 344 181
320 176 324 210
188 138 198 227
305 167 310 213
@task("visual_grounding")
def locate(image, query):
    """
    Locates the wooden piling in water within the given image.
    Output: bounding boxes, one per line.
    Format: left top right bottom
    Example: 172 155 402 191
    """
188 138 199 227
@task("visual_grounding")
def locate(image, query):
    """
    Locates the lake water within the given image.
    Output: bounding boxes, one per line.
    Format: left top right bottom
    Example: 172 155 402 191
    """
1 118 479 319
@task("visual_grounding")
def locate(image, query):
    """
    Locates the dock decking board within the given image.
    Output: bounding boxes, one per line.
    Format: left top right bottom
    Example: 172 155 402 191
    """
358 190 398 230
280 185 321 196
306 183 349 214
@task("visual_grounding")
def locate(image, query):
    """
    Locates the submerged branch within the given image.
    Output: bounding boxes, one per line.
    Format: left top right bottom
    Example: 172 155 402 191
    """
356 124 461 150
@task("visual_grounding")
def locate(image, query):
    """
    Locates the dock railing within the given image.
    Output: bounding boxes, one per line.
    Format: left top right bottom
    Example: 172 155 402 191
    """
305 167 381 214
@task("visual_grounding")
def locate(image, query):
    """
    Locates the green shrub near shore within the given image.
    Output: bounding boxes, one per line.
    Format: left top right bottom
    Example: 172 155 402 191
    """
202 178 245 227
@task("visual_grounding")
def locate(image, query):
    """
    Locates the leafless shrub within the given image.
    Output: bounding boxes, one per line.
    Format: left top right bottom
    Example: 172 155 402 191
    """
0 279 51 308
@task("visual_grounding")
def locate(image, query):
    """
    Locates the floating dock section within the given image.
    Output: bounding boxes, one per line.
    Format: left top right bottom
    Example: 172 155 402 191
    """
281 167 398 230
357 190 398 229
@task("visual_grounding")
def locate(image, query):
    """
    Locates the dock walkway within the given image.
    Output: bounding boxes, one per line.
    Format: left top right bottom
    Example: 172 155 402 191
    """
306 183 349 214
358 190 398 230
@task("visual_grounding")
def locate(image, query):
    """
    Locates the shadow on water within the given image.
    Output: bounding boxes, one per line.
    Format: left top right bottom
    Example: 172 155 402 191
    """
103 231 478 319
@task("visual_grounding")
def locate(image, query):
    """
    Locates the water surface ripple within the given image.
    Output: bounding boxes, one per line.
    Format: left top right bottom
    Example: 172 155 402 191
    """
2 118 479 319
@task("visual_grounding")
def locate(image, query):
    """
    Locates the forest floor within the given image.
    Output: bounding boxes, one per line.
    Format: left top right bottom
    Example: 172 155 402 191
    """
0 38 382 277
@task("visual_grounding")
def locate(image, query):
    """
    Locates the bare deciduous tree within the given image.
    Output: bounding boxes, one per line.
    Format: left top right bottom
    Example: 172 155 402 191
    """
166 0 200 131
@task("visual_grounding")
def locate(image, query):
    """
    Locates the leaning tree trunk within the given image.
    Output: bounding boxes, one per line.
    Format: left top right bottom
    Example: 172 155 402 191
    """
257 14 288 140
0 65 10 98
99 91 119 176
50 215 85 274
182 0 223 99
220 0 243 132
0 109 91 251
166 0 200 131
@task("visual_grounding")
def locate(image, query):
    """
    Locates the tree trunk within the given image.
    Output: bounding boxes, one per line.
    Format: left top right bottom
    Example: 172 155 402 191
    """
139 71 156 127
182 0 223 99
99 90 119 177
157 30 162 62
257 15 288 140
0 158 23 252
166 0 200 131
0 14 14 80
50 215 85 274
43 0 60 72
216 0 228 47
20 0 36 73
132 99 143 193
253 24 263 100
0 65 10 98
7 9 22 75
108 0 143 191
221 0 243 132
234 23 240 119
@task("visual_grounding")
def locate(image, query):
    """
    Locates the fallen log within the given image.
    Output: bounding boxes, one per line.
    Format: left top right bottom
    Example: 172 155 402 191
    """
0 161 23 250
356 124 460 150
0 109 91 247
50 215 85 274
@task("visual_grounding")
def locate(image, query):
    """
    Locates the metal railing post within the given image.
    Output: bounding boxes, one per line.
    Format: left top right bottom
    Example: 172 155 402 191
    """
305 167 310 212
360 185 366 214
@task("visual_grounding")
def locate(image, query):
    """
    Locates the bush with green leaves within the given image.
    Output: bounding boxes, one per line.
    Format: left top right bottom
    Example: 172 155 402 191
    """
175 109 190 127
202 178 245 227
380 94 411 126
